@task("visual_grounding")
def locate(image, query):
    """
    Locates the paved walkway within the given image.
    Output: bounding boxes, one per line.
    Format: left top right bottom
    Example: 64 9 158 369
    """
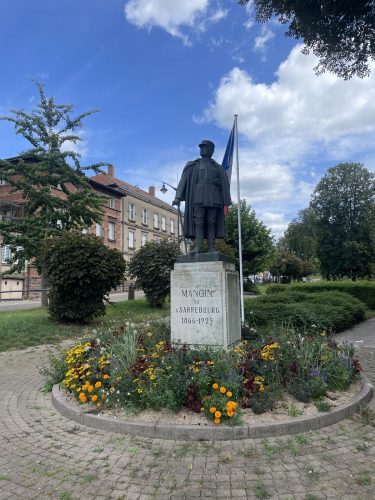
0 323 374 499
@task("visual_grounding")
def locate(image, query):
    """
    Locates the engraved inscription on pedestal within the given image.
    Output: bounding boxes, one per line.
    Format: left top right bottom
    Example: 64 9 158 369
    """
171 260 241 348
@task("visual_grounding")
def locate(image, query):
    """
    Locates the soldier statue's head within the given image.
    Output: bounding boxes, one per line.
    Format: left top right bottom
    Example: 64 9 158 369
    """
199 139 215 158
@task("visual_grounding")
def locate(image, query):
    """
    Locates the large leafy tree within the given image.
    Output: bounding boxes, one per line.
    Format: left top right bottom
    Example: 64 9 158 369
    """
239 0 375 79
310 162 375 279
0 82 106 305
280 207 318 261
225 200 275 276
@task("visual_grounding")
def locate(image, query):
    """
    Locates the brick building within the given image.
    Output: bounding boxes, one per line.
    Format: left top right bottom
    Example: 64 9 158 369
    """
0 158 181 299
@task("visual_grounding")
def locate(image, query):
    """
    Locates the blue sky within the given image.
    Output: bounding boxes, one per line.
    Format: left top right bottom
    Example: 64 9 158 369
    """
1 0 375 239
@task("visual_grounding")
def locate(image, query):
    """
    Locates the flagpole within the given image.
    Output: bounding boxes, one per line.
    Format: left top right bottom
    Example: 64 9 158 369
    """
234 114 244 323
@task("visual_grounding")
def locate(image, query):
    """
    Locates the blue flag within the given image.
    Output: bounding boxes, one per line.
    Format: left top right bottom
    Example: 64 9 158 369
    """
222 123 235 183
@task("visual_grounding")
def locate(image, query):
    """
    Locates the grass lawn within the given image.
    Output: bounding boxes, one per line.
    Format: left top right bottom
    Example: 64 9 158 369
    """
0 299 169 352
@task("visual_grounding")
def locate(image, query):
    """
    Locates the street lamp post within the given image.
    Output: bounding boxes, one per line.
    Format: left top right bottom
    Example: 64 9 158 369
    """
159 181 187 254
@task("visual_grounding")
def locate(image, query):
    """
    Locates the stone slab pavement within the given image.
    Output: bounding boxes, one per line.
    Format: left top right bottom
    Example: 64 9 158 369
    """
0 322 374 499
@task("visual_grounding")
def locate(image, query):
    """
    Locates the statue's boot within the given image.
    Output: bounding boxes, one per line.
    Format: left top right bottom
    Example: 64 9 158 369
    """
207 224 216 253
191 225 204 254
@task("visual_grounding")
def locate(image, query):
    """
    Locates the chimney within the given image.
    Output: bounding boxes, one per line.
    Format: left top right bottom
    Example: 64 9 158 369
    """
107 164 115 177
148 186 155 196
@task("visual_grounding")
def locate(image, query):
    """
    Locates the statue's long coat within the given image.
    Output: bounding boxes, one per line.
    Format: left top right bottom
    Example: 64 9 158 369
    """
175 158 232 239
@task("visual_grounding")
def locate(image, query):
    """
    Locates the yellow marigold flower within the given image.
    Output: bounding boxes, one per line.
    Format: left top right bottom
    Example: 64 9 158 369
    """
200 407 205 412
79 393 87 403
259 384 265 393
95 381 102 388
103 374 110 380
214 411 222 419
227 409 234 417
226 391 232 398
214 418 221 425
209 407 216 414
91 395 98 402
137 388 143 394
116 376 122 382
220 386 226 394
87 385 94 393
212 383 219 390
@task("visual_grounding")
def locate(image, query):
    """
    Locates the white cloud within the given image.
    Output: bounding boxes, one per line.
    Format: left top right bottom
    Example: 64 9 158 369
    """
198 45 375 236
253 26 275 56
124 0 209 44
203 45 375 146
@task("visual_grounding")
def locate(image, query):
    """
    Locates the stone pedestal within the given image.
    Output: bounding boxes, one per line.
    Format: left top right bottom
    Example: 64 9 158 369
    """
171 253 241 348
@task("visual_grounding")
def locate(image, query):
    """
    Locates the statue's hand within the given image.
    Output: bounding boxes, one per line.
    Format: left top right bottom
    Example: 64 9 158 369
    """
172 199 180 207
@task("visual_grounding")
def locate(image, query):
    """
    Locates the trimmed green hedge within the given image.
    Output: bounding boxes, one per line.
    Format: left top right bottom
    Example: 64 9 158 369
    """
266 280 375 309
244 291 365 333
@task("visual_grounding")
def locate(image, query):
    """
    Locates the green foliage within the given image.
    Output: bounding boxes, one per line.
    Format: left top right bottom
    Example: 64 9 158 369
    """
40 232 126 322
39 348 68 392
0 82 106 274
287 377 327 403
243 280 261 295
266 280 375 309
310 163 375 280
239 0 375 79
225 200 275 275
244 290 365 333
46 318 360 419
128 239 181 307
270 252 303 282
279 207 319 261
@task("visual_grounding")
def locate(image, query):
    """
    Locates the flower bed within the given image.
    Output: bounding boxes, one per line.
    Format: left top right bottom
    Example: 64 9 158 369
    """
44 319 362 425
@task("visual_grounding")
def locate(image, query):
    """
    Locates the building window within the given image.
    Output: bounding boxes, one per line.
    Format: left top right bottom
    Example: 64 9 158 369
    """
1 245 12 263
108 221 116 241
109 197 116 209
170 219 175 234
153 213 159 229
142 208 148 225
128 229 135 249
95 223 102 237
141 232 147 246
161 216 166 231
129 203 136 221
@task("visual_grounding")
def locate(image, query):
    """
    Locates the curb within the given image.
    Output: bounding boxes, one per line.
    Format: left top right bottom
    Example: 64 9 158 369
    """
52 376 373 441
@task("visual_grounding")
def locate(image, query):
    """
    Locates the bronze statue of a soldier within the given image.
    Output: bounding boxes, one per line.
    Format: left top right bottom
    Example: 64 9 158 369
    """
172 140 231 254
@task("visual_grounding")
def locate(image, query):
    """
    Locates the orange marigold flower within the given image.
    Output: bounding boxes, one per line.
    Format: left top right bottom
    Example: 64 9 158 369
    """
214 411 222 419
227 401 237 410
226 391 232 397
87 385 94 393
212 383 219 390
103 374 110 380
227 409 234 417
95 381 102 388
209 407 217 414
79 393 87 403
91 395 98 402
219 386 226 394
214 418 221 425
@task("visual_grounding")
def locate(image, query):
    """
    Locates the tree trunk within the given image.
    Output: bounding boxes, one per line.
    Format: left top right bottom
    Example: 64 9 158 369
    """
40 262 49 307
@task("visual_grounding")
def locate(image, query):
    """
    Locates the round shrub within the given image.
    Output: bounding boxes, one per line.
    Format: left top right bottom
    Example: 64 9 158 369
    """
40 232 126 323
266 281 375 309
244 290 365 333
128 239 181 307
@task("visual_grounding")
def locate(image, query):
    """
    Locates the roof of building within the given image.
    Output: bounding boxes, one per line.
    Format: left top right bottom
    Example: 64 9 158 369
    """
91 173 178 214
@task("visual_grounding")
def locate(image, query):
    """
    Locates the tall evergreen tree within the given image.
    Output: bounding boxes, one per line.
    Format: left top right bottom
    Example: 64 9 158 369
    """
310 162 375 279
0 82 106 305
